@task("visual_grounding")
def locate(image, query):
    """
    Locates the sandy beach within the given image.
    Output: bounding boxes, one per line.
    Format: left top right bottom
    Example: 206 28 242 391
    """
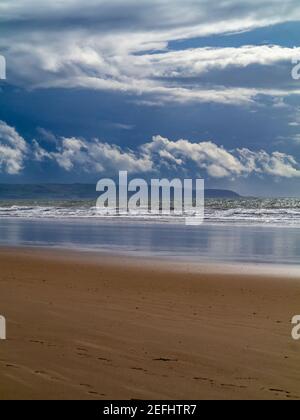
0 247 300 400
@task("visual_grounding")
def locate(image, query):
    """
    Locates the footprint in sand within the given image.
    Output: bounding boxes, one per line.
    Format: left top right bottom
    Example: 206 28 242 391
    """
193 377 215 384
131 367 148 373
97 357 112 362
79 383 106 397
269 388 292 398
29 340 45 345
5 363 20 369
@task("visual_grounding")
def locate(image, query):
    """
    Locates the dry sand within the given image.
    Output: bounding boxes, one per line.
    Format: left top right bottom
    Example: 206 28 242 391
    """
0 247 300 400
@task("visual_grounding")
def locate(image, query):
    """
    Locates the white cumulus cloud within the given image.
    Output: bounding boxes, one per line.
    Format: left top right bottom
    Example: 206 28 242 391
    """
33 135 153 174
33 131 300 179
2 121 300 179
0 121 28 174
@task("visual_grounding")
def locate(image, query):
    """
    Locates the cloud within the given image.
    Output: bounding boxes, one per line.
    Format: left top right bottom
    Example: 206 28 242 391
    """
0 121 28 174
1 1 300 105
33 135 153 174
1 121 300 178
237 148 300 178
1 1 300 38
142 136 244 177
31 130 300 179
132 45 300 79
142 135 300 178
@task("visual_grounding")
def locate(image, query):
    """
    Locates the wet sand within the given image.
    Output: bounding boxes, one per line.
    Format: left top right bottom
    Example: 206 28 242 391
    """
0 247 300 400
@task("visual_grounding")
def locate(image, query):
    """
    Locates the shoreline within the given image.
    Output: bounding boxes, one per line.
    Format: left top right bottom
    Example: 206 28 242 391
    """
2 214 300 228
0 247 300 399
1 218 300 266
0 245 300 278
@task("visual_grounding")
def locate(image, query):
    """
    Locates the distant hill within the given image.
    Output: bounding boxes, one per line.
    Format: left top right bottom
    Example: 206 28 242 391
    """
0 184 240 200
205 189 240 198
0 184 95 200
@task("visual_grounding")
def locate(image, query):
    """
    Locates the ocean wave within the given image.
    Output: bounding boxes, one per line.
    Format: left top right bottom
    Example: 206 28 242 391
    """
1 200 300 226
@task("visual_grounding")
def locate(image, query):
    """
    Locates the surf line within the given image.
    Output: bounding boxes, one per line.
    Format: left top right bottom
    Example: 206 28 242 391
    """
0 315 6 340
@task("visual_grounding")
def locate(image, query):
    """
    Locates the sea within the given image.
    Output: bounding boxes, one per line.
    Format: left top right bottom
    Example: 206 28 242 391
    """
0 192 300 266
0 184 300 267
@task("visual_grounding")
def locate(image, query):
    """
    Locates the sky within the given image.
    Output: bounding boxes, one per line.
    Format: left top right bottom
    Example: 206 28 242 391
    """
1 0 300 196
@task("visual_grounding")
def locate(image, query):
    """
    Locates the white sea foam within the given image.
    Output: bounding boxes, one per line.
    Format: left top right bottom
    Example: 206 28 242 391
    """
0 198 300 226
